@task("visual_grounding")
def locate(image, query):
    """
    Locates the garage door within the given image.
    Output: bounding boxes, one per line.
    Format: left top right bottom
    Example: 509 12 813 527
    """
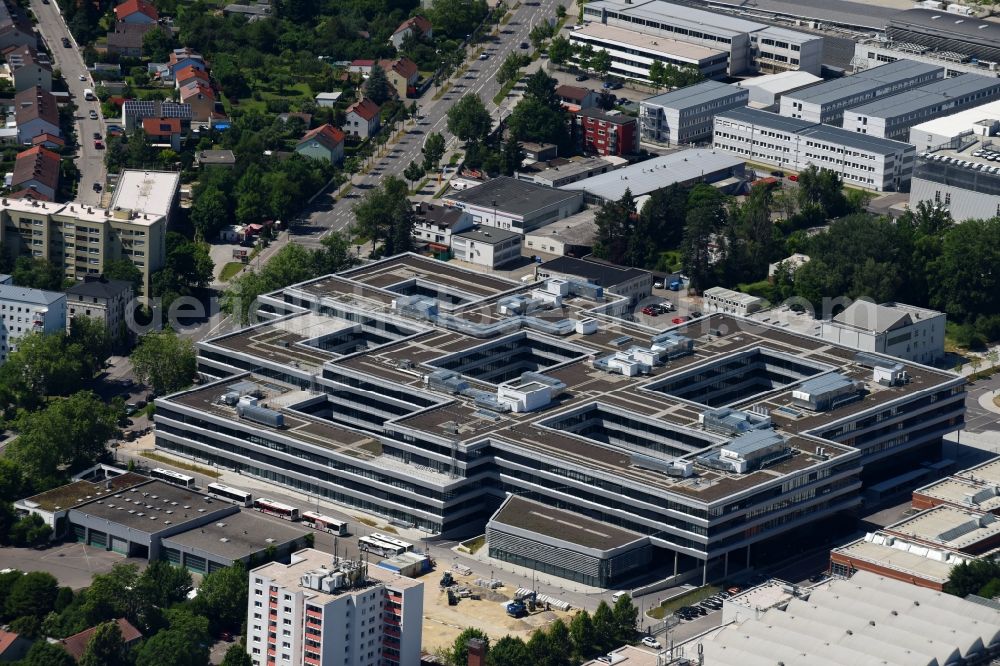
73 525 86 543
109 536 129 555
88 529 107 548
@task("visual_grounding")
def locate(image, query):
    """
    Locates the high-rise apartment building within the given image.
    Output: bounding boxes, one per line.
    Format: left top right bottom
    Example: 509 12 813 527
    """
247 549 423 666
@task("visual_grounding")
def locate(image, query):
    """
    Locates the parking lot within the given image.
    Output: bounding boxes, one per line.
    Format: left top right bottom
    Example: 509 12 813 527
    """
2 542 145 589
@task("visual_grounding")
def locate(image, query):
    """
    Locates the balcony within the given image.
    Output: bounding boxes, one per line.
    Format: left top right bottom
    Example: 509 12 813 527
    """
306 608 323 620
304 656 320 666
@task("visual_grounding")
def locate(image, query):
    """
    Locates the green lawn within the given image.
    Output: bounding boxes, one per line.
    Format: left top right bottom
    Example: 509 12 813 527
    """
219 261 245 281
646 585 720 620
140 452 221 478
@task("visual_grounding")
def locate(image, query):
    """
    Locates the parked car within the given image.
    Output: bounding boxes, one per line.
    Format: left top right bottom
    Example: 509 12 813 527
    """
770 170 784 177
92 132 102 140
609 81 623 89
690 310 703 318
641 306 658 317
78 74 86 81
92 182 102 192
89 109 98 119
671 316 689 325
788 174 799 182
575 74 589 81
519 41 529 49
479 53 489 60
641 637 662 650
93 139 104 149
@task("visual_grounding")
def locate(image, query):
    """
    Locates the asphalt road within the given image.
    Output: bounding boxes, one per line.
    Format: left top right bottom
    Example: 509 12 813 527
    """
29 0 107 204
292 0 562 248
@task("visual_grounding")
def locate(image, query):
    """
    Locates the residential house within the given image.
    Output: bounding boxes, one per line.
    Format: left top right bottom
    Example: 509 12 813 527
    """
295 124 344 164
121 99 192 131
451 226 522 269
179 81 215 121
378 57 419 98
10 146 59 201
196 149 236 168
348 59 375 75
107 21 162 58
14 86 60 144
389 15 433 48
555 85 599 110
65 275 134 345
0 630 31 662
344 97 380 140
4 45 51 93
167 48 206 77
113 0 158 24
576 109 638 157
174 63 209 90
142 117 183 151
412 201 473 253
315 91 343 107
0 1 35 51
31 132 64 150
60 619 142 661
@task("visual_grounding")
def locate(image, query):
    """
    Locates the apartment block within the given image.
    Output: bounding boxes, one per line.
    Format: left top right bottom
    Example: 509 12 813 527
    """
0 170 178 298
582 0 823 76
713 107 915 191
640 81 749 146
779 59 944 125
576 108 638 156
0 278 66 364
842 73 1000 140
153 254 964 588
248 549 423 666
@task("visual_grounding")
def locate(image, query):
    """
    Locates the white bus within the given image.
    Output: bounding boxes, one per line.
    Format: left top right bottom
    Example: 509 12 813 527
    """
358 536 408 557
301 511 349 536
206 482 253 507
253 498 300 521
371 532 413 553
150 468 196 488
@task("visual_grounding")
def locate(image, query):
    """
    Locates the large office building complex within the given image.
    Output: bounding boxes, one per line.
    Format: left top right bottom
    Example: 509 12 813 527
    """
153 255 964 588
842 74 1000 141
248 548 423 666
887 9 1000 65
581 0 823 77
640 81 749 146
780 59 944 125
713 107 916 191
852 40 1000 80
0 170 178 298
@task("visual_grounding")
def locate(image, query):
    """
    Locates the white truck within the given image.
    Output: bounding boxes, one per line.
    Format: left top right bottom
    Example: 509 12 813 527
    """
83 88 95 101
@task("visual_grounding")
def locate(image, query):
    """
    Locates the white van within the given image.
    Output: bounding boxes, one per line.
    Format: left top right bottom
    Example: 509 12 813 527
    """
611 591 628 603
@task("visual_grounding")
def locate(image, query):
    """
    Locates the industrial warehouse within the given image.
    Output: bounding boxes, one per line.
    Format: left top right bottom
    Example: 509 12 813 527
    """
152 254 965 587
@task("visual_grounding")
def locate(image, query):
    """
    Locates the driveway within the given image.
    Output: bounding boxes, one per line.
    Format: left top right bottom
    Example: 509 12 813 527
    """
4 542 145 589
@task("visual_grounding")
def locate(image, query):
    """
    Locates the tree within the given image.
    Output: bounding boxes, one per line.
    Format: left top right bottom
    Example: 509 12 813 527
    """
546 619 571 666
944 559 1000 597
0 333 85 403
422 131 446 171
69 316 113 379
5 571 58 620
488 635 528 666
525 629 555 665
221 644 253 666
611 594 638 643
648 60 667 88
7 392 120 480
557 4 567 17
190 186 231 240
8 513 52 548
929 217 1000 323
364 64 392 105
593 189 638 266
403 160 425 188
192 562 247 633
20 641 75 666
592 48 612 77
137 560 192 608
82 564 145 629
795 165 848 218
79 621 129 666
131 331 197 396
507 97 569 152
592 600 616 653
569 609 596 660
135 629 209 666
449 628 489 666
352 177 414 257
447 94 492 146
102 259 143 293
499 136 524 176
142 26 173 62
548 35 573 65
12 256 65 291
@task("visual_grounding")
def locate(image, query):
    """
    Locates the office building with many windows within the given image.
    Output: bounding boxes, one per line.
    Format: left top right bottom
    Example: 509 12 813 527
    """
153 254 965 587
713 107 916 191
640 81 749 146
248 548 423 666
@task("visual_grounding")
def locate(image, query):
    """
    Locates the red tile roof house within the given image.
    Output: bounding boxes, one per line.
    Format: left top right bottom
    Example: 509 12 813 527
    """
344 98 381 141
113 0 158 24
174 63 210 90
0 629 32 662
60 619 142 661
294 124 345 164
142 116 183 151
555 84 600 111
10 145 60 200
31 132 64 150
348 59 375 75
389 15 433 48
377 57 419 98
179 81 216 122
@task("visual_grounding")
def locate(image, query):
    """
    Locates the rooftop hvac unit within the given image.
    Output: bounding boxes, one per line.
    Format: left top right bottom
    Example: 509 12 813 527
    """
237 403 285 428
873 363 908 386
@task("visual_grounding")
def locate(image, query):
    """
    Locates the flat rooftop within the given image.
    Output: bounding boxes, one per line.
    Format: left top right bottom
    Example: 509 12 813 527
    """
490 495 645 550
583 646 659 666
573 22 724 62
17 473 148 512
525 208 597 247
110 169 180 218
832 537 957 585
727 579 793 611
885 504 1000 551
782 59 943 106
846 74 1000 119
588 0 769 37
559 149 744 200
958 456 1000 486
644 80 747 110
733 70 822 96
915 476 1000 512
890 9 1000 48
161 510 309 561
911 99 1000 139
71 480 237 533
442 176 582 218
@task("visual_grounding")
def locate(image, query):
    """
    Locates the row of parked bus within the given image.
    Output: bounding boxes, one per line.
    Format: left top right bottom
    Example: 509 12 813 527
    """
149 468 351 537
